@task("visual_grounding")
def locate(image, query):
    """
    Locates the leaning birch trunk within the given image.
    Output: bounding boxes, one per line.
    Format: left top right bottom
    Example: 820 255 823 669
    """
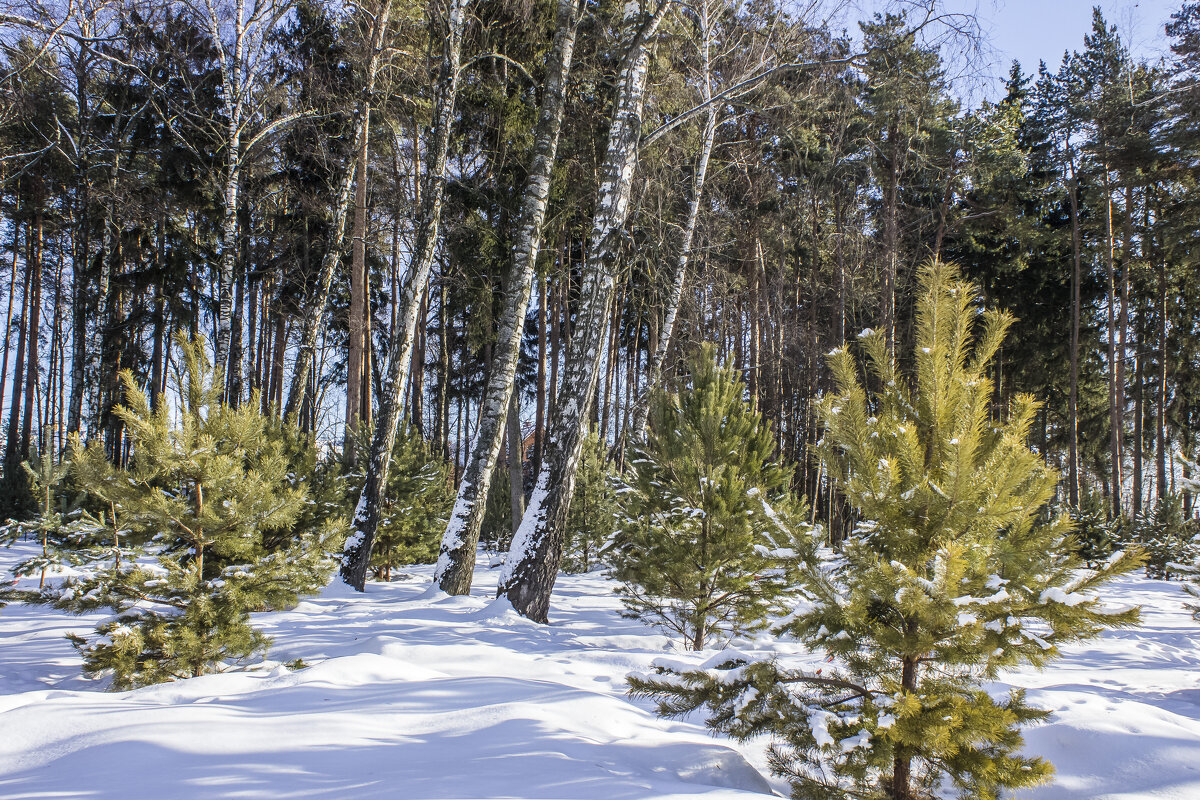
341 0 469 590
214 120 241 400
284 0 394 423
433 0 585 595
497 4 667 622
627 101 717 444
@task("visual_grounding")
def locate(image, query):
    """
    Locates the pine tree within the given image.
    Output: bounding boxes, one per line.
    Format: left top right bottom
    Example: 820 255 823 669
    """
630 264 1141 800
348 423 453 580
609 345 811 650
1069 487 1119 569
561 427 617 573
35 335 335 689
3 450 110 590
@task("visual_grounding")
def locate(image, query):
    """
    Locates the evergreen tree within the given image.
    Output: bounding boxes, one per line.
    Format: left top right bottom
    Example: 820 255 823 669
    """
1132 493 1199 581
480 464 516 556
609 345 811 650
34 335 335 689
630 264 1141 799
561 427 617 573
348 423 453 580
3 450 109 590
1068 487 1119 568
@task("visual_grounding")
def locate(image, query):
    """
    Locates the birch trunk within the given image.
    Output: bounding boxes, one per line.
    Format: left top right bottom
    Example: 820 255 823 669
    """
341 0 470 590
628 97 717 441
345 116 372 464
285 0 394 423
498 4 668 622
433 0 584 595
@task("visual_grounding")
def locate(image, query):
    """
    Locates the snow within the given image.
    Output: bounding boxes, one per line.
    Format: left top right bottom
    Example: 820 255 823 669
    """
3 540 1200 799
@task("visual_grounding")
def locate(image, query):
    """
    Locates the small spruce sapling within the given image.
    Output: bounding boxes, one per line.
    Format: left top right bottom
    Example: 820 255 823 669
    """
348 423 453 579
39 334 335 689
1133 493 1199 581
630 264 1141 800
609 345 811 650
562 426 617 573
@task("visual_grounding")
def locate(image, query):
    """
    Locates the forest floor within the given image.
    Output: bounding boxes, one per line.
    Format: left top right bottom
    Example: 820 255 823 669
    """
2 540 1200 799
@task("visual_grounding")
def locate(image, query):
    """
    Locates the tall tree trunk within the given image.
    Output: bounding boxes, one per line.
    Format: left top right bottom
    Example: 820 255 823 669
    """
1067 172 1082 507
214 121 241 400
285 0 394 423
498 3 668 621
346 115 372 465
5 236 30 472
535 274 547 472
0 223 20 436
1103 164 1121 516
1154 186 1168 501
507 391 525 532
21 206 43 460
433 0 584 595
342 0 470 590
629 96 717 441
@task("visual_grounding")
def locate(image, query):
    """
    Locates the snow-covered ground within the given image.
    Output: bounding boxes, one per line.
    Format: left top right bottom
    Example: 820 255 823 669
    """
2 539 1200 799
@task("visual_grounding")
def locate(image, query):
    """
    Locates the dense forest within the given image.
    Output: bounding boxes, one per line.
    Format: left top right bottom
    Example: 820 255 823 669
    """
0 0 1198 606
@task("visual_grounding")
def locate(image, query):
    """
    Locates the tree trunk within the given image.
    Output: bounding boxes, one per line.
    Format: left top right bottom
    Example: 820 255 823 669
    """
1103 164 1121 517
21 206 43 461
629 96 717 440
342 0 470 591
1067 172 1082 507
433 0 584 595
497 4 668 621
286 0 394 423
346 111 372 465
5 236 30 472
507 391 525 533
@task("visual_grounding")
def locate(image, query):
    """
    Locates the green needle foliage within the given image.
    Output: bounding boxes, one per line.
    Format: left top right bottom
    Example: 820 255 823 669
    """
37 334 336 689
609 345 811 650
630 264 1142 800
348 423 454 579
562 426 618 574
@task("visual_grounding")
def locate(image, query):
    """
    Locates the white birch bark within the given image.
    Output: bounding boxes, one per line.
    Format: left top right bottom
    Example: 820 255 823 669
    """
341 0 470 590
628 0 719 441
433 0 586 595
498 2 669 622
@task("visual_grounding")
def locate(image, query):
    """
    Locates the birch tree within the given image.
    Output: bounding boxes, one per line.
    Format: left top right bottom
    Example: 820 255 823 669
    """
497 0 670 621
340 0 469 590
433 0 586 596
176 0 303 400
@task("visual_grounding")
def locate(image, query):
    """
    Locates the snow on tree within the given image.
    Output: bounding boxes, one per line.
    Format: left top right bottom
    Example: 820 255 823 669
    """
630 263 1142 800
31 335 335 689
609 345 811 650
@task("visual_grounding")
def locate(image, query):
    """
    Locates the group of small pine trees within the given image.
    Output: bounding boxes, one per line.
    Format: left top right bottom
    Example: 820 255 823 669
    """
2 334 456 689
623 264 1145 800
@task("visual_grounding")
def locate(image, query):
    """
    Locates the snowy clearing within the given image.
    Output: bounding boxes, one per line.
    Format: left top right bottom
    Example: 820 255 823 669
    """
2 541 1200 799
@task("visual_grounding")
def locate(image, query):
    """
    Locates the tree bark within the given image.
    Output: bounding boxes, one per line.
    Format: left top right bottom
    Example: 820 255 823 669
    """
433 0 584 595
342 0 470 590
346 111 372 465
1067 171 1082 507
285 0 394 424
497 3 668 621
629 99 717 440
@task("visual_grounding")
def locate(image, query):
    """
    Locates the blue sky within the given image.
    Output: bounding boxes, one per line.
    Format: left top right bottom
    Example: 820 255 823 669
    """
847 0 1184 100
